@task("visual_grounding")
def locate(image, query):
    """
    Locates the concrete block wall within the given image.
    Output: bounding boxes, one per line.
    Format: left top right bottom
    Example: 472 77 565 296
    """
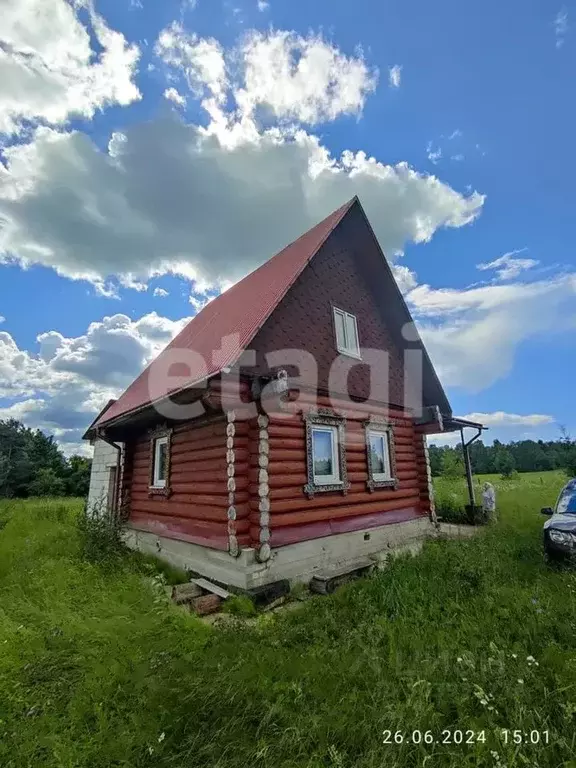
87 439 122 514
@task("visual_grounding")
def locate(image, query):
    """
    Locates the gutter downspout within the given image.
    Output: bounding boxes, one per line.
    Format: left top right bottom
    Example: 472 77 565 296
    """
96 428 122 516
460 426 483 507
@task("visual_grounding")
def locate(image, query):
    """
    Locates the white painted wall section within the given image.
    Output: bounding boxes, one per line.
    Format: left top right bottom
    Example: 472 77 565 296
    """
87 439 121 513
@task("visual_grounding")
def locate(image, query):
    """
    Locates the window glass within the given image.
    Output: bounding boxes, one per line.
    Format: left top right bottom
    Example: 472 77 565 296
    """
368 430 391 479
345 313 359 355
334 309 347 351
157 441 167 482
369 433 386 474
312 428 334 478
152 436 168 487
333 307 360 357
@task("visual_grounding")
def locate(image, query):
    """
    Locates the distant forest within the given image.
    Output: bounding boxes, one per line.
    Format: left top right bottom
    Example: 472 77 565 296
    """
0 419 91 498
429 436 576 479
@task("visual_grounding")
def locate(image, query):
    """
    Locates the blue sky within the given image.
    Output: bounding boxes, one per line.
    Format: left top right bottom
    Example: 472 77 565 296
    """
0 0 574 454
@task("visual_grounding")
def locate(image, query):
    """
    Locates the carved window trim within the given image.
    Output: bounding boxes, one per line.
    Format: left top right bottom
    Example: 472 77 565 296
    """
364 416 398 492
303 408 350 498
148 425 173 498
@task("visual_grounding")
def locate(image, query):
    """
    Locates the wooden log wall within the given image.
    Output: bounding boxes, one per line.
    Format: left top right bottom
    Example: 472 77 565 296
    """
126 417 251 551
257 392 426 548
414 424 436 522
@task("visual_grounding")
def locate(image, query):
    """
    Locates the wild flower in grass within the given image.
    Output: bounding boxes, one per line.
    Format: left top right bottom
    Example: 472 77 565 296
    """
511 653 517 659
491 751 505 768
158 732 165 743
517 679 524 684
526 655 539 667
148 746 154 755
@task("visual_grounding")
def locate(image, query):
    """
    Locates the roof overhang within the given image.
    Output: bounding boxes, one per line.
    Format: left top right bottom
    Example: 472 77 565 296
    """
440 415 487 434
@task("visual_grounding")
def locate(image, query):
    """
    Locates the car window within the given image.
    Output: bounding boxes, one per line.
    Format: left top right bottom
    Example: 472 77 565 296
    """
556 480 576 514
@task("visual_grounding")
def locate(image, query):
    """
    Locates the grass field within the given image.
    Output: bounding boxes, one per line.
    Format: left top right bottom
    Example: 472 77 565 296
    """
1 471 575 768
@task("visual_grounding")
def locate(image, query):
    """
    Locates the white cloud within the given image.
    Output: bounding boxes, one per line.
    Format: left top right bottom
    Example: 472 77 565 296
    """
156 23 227 103
392 265 418 295
477 249 539 281
235 31 378 125
156 27 378 127
0 311 190 453
257 0 269 10
189 292 218 313
0 316 5 324
163 87 186 106
0 0 140 135
426 141 442 165
0 119 484 292
153 287 169 297
461 412 555 428
388 65 402 89
410 275 576 391
554 7 569 48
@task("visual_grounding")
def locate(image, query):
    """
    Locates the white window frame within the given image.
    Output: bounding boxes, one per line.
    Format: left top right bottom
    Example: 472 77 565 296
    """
333 307 361 359
152 435 168 488
367 429 392 481
364 418 398 491
311 425 341 486
303 409 350 498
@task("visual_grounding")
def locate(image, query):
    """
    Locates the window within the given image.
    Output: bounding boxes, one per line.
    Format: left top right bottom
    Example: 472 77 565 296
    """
364 418 397 491
368 431 391 480
333 307 360 358
303 409 350 497
148 426 172 496
152 436 168 487
312 426 340 485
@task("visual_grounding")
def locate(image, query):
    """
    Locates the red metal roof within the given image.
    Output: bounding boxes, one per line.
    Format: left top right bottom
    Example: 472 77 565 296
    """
95 198 356 428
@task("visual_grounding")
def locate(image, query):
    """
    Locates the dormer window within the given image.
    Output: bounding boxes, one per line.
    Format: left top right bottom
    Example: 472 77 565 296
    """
333 307 360 358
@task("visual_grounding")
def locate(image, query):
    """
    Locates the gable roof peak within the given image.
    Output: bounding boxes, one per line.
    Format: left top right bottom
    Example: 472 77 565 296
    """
93 198 358 428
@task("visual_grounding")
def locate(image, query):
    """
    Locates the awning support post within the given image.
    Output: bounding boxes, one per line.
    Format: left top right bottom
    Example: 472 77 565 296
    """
460 426 483 507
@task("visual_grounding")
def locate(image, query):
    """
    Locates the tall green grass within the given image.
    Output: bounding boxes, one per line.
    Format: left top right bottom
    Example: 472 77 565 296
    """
1 474 575 768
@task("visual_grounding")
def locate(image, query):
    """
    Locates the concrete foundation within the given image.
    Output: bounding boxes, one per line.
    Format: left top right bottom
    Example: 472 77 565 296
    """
124 516 444 590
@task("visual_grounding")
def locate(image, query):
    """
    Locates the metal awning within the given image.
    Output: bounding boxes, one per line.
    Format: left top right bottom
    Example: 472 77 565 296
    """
441 415 487 434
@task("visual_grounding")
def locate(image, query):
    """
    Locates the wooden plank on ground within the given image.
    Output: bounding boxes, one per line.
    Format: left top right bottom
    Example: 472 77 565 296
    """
192 577 231 599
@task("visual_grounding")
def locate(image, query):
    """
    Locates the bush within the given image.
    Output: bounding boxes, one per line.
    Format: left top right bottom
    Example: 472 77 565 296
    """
76 502 126 564
435 495 468 524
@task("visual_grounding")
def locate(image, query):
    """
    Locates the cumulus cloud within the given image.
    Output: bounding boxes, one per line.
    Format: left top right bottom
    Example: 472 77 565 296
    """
156 26 378 126
409 275 576 391
156 24 227 104
461 412 555 428
163 87 186 106
388 65 402 88
0 119 484 292
0 0 140 135
392 265 418 295
257 0 269 10
0 312 190 453
153 287 169 297
477 249 539 281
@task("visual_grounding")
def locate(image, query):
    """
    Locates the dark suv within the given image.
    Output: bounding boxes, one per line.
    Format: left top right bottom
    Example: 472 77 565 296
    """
542 479 576 560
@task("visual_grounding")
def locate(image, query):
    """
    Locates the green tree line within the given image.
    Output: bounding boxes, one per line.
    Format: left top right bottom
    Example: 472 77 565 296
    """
429 436 576 478
0 419 91 498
